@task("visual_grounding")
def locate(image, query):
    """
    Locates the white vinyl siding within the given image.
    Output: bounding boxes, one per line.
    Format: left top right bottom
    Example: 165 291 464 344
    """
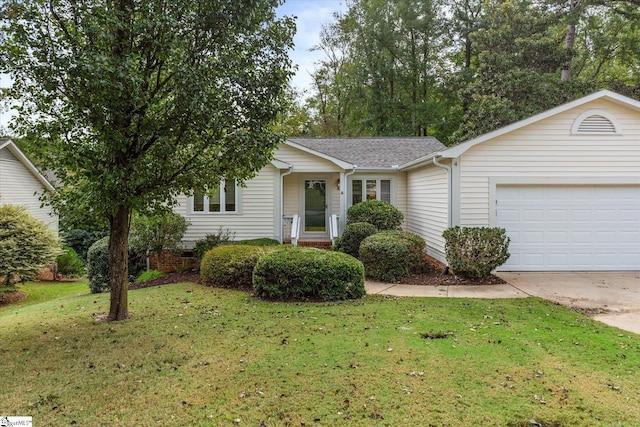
405 165 448 262
458 99 640 228
274 144 343 173
174 165 277 244
0 147 58 230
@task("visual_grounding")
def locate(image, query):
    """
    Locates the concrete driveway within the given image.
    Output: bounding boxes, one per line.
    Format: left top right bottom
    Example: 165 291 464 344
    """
366 272 640 334
497 272 640 334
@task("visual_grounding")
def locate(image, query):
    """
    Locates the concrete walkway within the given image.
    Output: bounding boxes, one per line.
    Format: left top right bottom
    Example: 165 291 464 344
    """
365 272 640 335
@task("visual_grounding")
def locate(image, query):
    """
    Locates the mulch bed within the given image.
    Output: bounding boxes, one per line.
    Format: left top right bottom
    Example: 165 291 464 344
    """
399 264 506 286
0 291 27 305
129 264 505 290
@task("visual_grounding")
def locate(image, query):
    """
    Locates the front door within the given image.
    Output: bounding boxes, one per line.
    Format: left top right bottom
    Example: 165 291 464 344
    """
304 179 327 233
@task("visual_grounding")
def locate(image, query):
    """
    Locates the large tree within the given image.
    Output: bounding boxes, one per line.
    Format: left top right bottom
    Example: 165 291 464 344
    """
0 0 294 320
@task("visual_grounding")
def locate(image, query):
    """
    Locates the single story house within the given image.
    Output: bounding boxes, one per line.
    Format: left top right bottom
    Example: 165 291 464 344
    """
0 139 58 231
174 90 640 271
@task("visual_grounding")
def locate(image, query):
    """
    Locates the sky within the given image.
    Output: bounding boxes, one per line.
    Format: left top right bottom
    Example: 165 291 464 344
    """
0 0 344 132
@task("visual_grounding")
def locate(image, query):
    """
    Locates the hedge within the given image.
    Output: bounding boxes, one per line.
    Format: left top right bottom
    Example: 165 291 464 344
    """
253 247 365 301
359 231 425 282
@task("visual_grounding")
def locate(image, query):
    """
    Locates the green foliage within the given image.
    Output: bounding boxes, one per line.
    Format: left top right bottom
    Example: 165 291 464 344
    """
193 228 236 260
130 211 188 269
0 0 295 320
334 222 377 258
201 245 277 290
443 226 510 280
86 237 147 294
234 238 281 247
253 247 365 301
359 231 425 282
61 228 109 262
55 245 85 278
0 204 61 287
134 270 164 284
347 200 403 231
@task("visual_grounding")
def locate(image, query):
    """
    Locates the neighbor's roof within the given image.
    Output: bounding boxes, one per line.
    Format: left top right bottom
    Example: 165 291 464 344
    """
288 137 446 169
0 139 56 192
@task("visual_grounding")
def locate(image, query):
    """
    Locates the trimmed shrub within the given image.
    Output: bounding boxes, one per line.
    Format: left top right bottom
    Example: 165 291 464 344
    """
347 200 403 231
253 247 365 301
235 238 281 246
86 237 147 293
56 244 85 278
201 245 278 290
335 222 377 258
443 226 510 280
135 269 164 283
359 231 426 282
193 228 235 260
0 204 61 287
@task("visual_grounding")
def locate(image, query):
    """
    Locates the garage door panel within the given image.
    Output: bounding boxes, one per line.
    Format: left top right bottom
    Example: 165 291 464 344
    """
496 185 640 271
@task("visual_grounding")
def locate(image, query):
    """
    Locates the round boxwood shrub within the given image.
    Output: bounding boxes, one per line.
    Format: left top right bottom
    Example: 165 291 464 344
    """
201 244 278 290
253 247 365 301
335 222 377 258
86 236 147 294
359 231 425 283
347 200 403 230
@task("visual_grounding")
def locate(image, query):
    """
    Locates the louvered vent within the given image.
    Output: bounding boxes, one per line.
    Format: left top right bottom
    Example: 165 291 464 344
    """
576 115 617 133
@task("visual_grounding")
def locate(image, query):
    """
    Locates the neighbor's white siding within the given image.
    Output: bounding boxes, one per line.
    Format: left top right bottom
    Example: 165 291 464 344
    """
174 165 278 244
458 99 640 227
405 164 449 262
0 147 58 230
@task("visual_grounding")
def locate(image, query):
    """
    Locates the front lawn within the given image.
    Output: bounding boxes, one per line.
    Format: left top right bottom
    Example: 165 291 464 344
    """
1 281 639 426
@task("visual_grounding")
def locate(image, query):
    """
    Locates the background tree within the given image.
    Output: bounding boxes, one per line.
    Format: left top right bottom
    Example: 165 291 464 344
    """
0 0 294 320
0 204 60 289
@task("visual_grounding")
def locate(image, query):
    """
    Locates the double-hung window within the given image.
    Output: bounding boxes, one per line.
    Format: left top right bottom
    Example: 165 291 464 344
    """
351 178 391 205
192 179 237 213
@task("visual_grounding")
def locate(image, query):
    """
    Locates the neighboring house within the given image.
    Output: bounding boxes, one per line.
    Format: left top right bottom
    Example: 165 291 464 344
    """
0 139 59 231
173 137 445 247
403 89 640 271
174 89 639 272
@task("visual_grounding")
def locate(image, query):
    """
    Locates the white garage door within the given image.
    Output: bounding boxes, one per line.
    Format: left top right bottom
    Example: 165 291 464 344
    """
496 185 640 271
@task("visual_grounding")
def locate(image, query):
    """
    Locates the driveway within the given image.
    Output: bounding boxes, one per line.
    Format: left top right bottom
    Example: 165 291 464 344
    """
497 272 640 334
366 272 640 334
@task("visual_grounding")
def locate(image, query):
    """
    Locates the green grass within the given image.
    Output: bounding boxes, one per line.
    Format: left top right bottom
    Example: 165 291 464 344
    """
1 281 640 426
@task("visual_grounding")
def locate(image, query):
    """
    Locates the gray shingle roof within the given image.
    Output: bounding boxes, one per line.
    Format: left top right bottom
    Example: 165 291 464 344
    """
289 137 445 169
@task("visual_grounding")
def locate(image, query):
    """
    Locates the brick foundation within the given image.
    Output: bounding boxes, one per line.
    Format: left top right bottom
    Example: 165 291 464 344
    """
148 250 199 273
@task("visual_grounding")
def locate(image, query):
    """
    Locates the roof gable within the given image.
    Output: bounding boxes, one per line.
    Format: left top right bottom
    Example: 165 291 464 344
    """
441 90 640 159
0 139 55 193
288 137 446 169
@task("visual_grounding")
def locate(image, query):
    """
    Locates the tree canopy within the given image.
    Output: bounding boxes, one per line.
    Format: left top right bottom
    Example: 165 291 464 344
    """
0 0 294 320
293 0 640 143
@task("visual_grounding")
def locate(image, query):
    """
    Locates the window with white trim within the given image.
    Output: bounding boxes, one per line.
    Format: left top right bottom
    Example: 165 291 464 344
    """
192 179 238 213
351 178 392 205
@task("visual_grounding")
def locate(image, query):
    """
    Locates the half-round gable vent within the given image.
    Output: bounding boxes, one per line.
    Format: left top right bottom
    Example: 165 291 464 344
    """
571 109 622 135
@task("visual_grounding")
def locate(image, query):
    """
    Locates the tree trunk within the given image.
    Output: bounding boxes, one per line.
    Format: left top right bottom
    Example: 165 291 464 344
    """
107 207 131 321
561 23 576 81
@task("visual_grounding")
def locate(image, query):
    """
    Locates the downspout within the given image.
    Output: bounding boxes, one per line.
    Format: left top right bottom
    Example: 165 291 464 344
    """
280 165 294 243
